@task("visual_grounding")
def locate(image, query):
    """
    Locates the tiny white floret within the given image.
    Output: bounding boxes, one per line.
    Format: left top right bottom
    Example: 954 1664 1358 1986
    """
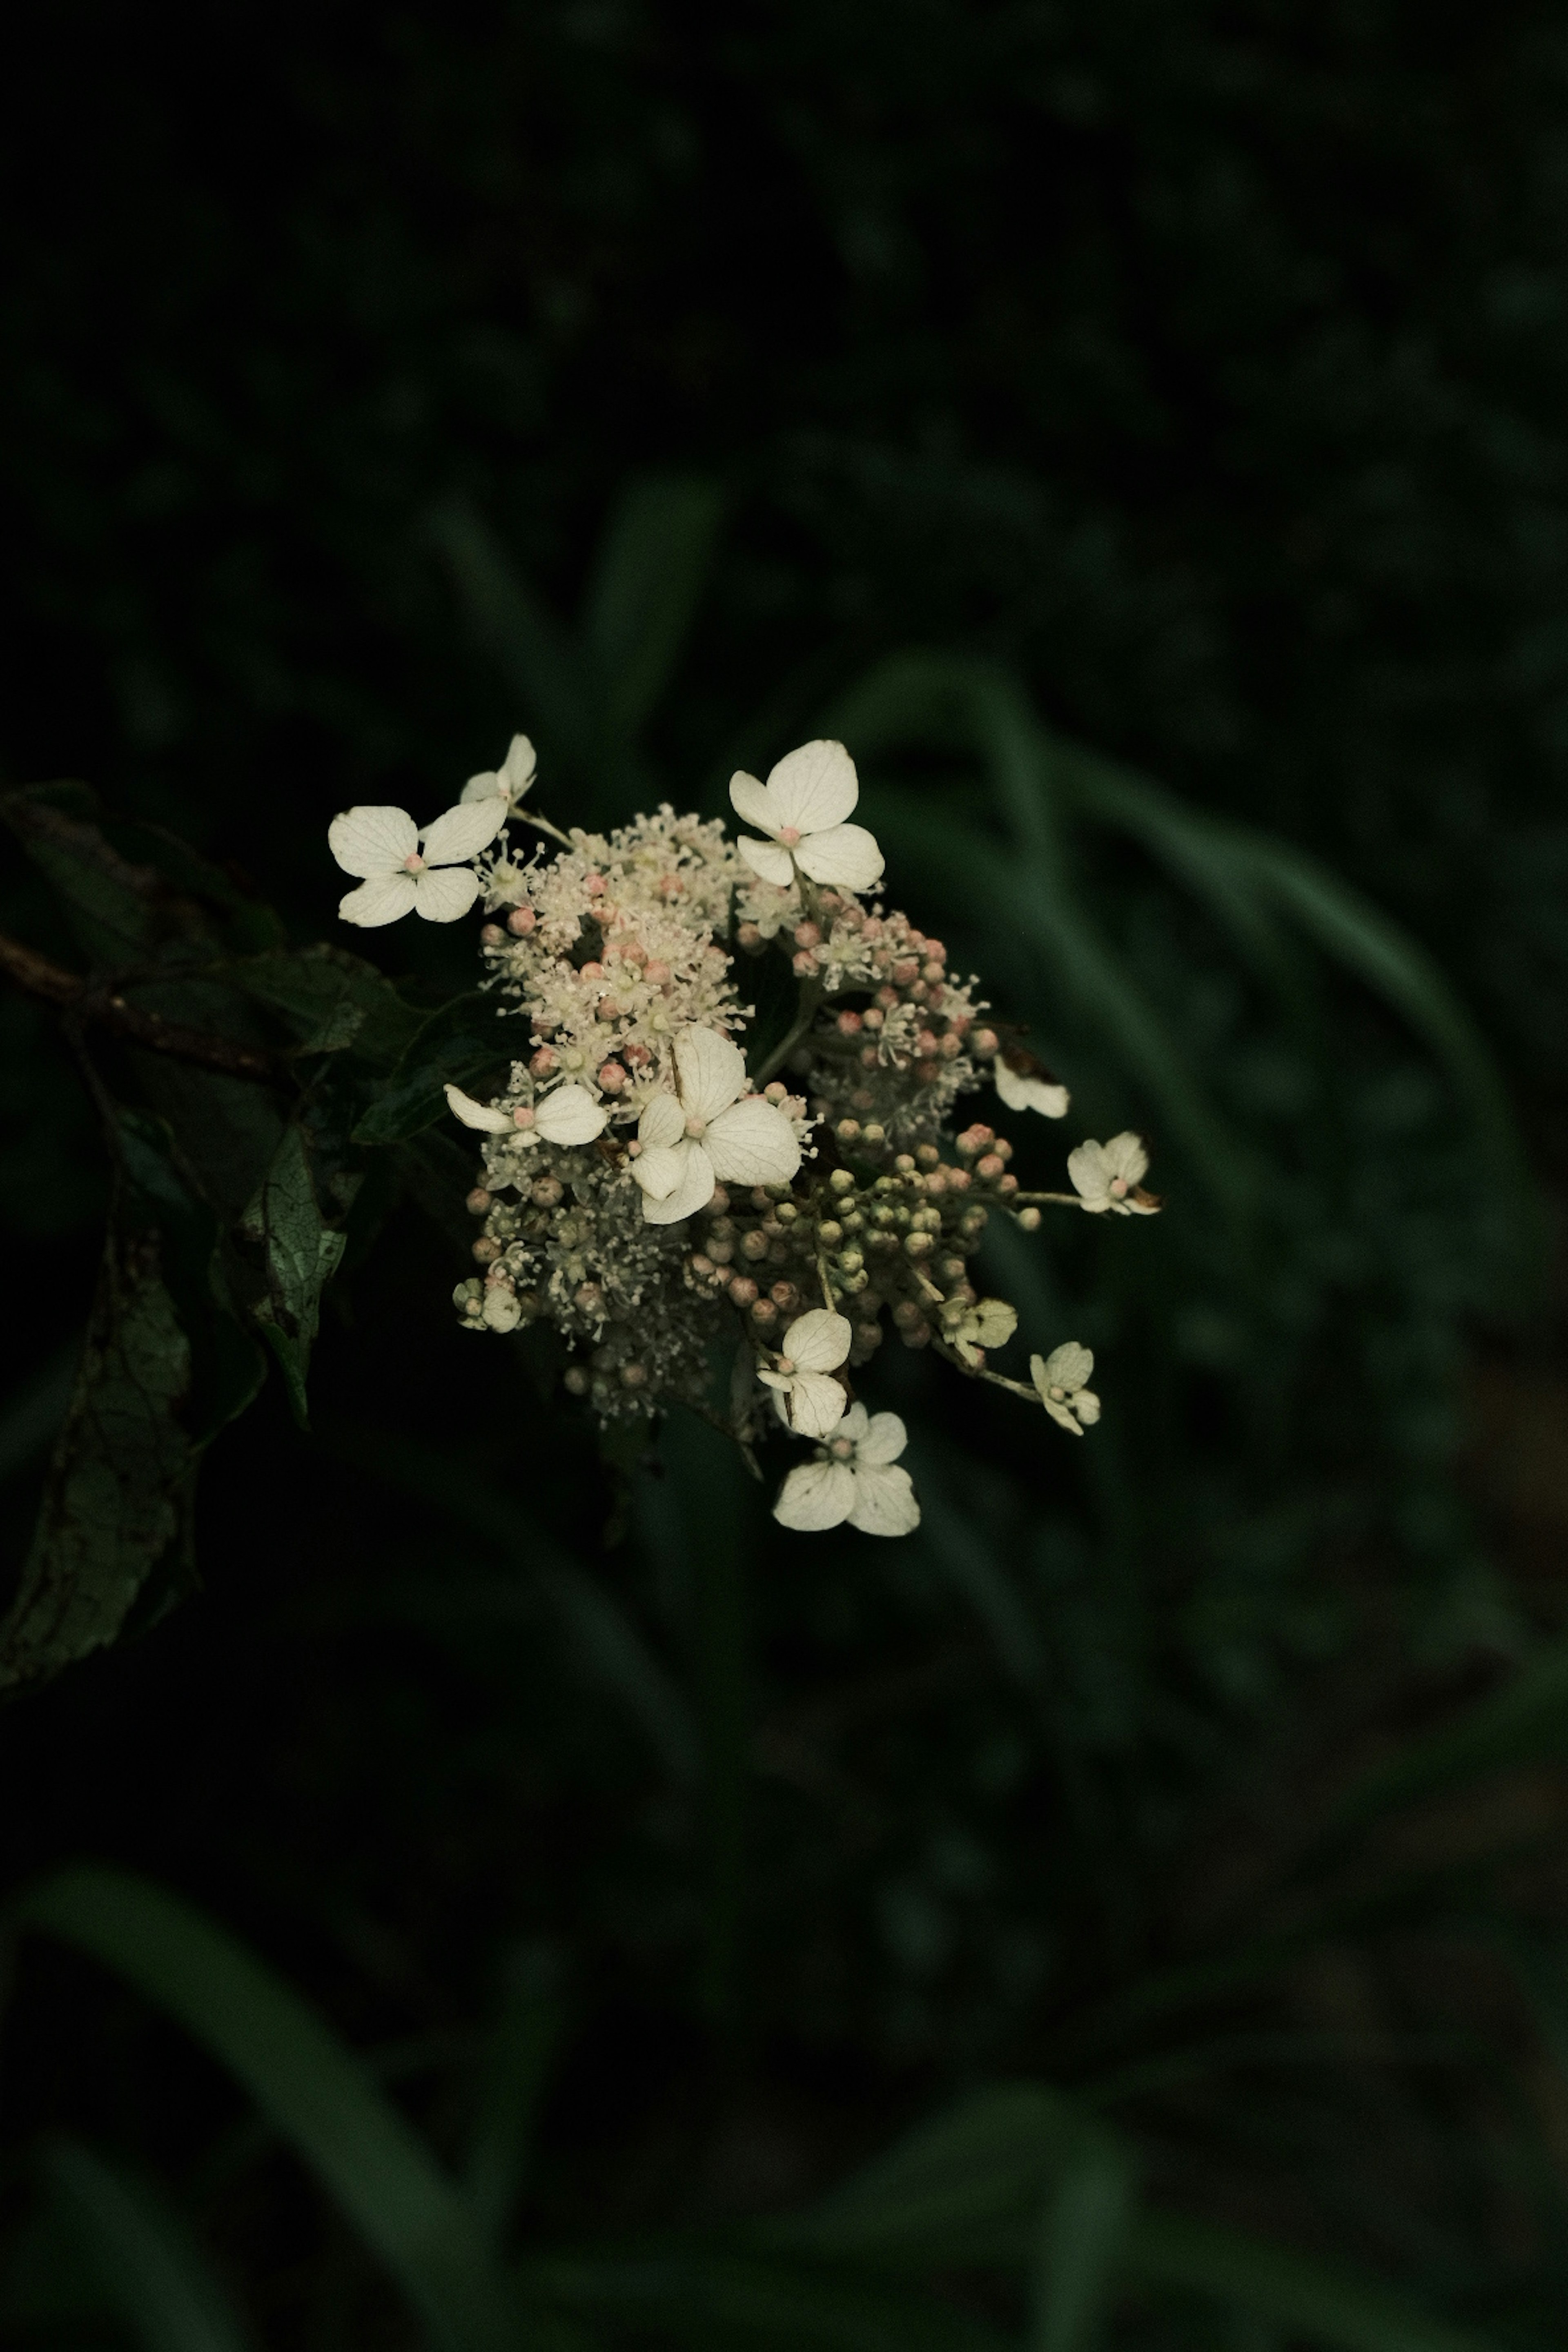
1067 1132 1160 1216
773 1402 920 1537
757 1308 851 1438
631 1027 800 1225
1030 1342 1101 1436
330 798 508 927
729 740 884 894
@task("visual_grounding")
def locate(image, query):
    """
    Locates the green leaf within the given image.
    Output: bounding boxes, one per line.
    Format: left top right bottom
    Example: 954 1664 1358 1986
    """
15 1866 520 2352
352 993 515 1147
464 1945 564 2245
583 474 724 742
1030 2125 1136 2352
241 1124 352 1425
1125 2212 1505 2352
830 655 1257 1218
1 781 163 964
0 1217 194 1690
526 2250 1007 2352
427 497 594 773
232 944 423 1065
42 2137 255 2352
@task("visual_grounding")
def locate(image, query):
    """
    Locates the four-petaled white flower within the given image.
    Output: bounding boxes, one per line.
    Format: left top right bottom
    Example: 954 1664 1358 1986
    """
631 1028 800 1225
461 734 536 811
773 1402 920 1536
995 1054 1069 1120
1067 1131 1160 1216
330 800 508 927
730 740 884 894
757 1308 852 1438
444 1082 607 1146
1031 1342 1101 1435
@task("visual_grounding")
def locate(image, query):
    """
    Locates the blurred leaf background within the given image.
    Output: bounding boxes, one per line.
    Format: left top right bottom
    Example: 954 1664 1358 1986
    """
2 3 1568 2345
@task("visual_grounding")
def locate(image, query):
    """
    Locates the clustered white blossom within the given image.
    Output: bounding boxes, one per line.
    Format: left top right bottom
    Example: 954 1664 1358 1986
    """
327 737 1163 1537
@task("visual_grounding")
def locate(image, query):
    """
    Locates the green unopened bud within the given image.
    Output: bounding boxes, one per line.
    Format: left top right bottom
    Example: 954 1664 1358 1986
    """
829 1168 855 1194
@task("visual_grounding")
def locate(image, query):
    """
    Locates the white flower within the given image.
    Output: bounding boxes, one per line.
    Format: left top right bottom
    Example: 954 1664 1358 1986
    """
1067 1131 1160 1215
951 1296 1017 1368
1031 1343 1101 1435
729 740 884 893
444 1081 608 1146
757 1308 851 1438
630 1027 800 1225
995 1056 1069 1119
461 734 536 810
773 1403 920 1536
329 800 508 927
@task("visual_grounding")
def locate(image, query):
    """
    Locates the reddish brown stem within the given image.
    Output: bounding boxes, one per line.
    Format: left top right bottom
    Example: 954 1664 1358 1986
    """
0 929 276 1081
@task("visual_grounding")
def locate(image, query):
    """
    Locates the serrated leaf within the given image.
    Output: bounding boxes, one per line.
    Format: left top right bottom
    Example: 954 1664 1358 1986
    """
1 781 164 964
352 993 516 1146
0 1220 194 1689
232 944 423 1065
242 1125 352 1425
15 1867 518 2352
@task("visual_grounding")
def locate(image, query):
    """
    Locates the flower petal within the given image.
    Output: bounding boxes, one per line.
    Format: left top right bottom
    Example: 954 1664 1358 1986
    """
339 872 419 927
535 1084 608 1145
995 1063 1069 1118
412 865 482 923
1102 1130 1150 1186
773 1459 857 1532
673 1026 746 1123
420 797 508 866
330 806 418 878
444 1083 514 1133
783 1309 851 1374
729 771 779 837
855 1410 908 1468
836 1402 870 1446
638 1091 686 1150
1044 1396 1084 1435
764 739 859 835
1044 1341 1094 1391
1075 1390 1102 1425
482 1289 523 1332
847 1462 921 1537
794 822 884 892
705 1097 801 1188
630 1142 687 1199
1067 1141 1112 1208
638 1140 716 1224
786 1369 848 1439
737 835 796 888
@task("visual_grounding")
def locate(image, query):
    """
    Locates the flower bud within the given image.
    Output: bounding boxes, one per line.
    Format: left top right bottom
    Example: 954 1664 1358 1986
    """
741 1229 769 1261
466 1187 493 1215
564 1366 590 1395
977 1153 1004 1180
473 1236 501 1263
817 1220 843 1248
598 1060 627 1092
619 1361 648 1389
750 1298 778 1328
727 1274 759 1308
530 1047 558 1078
736 922 763 950
972 1028 999 1057
508 906 536 935
829 1167 856 1193
904 1231 934 1258
481 923 505 946
1017 1205 1042 1232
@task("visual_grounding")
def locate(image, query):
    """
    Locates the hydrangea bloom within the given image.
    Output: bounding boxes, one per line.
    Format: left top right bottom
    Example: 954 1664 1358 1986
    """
330 800 507 927
330 731 1160 1533
632 1028 800 1225
773 1404 920 1536
1067 1131 1160 1215
730 740 884 893
1031 1342 1101 1434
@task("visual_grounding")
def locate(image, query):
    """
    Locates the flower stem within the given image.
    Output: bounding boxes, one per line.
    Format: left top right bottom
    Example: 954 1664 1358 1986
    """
751 976 824 1087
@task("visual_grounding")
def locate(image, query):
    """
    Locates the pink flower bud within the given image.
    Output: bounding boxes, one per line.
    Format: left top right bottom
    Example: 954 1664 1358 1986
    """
792 949 818 978
736 922 762 950
507 906 536 934
837 1010 863 1036
891 957 920 987
481 923 505 946
763 1081 788 1105
793 919 822 949
579 960 604 982
512 1105 536 1129
972 1027 999 1057
466 1187 492 1215
644 960 671 985
530 1047 558 1078
977 1152 1004 1179
598 1061 627 1093
584 872 605 895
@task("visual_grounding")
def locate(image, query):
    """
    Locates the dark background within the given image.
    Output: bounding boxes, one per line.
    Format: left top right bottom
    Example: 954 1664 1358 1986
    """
2 4 1568 2344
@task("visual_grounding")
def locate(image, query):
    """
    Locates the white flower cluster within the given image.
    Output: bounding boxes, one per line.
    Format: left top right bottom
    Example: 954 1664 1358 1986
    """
328 736 1163 1536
